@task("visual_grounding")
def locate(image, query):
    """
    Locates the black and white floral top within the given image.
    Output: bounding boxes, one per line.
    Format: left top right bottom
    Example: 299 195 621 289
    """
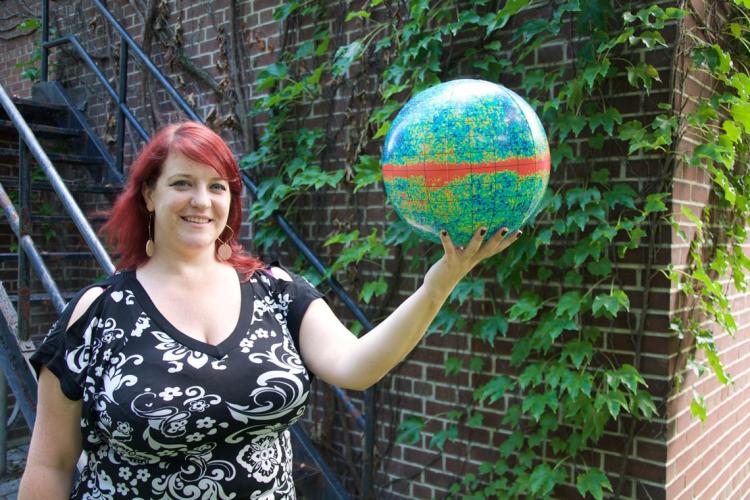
30 265 323 499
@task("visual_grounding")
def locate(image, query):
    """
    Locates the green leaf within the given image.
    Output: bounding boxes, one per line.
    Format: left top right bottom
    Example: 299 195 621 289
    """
587 258 612 276
273 1 299 21
576 468 613 500
644 193 668 214
468 356 484 373
551 143 575 169
589 107 622 135
290 166 345 190
706 349 729 384
502 404 522 427
690 392 707 422
633 390 657 419
359 277 387 304
582 58 611 88
556 291 583 318
605 390 628 418
494 0 531 31
429 425 458 450
529 464 556 496
562 340 593 369
499 431 524 458
352 155 382 193
730 101 750 133
608 364 647 392
603 183 638 209
474 315 508 347
396 416 424 444
591 168 610 184
625 62 660 93
518 363 545 390
592 289 630 318
428 307 466 336
474 375 514 405
373 121 391 139
332 41 363 77
522 392 558 421
444 357 463 375
324 230 359 247
450 278 485 305
508 292 542 322
344 10 370 22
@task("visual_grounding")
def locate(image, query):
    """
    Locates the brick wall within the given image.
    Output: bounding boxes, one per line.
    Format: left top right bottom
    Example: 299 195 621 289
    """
665 2 750 498
1 0 749 498
0 3 38 99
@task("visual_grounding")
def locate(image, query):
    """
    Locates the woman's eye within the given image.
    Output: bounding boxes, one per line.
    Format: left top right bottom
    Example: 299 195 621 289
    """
170 180 190 187
212 184 228 191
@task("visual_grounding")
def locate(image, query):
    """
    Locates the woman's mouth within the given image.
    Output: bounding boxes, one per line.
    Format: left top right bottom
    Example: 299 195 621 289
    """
182 216 212 224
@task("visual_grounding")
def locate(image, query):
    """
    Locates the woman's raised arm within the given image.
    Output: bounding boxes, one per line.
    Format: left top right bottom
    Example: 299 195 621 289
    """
299 227 521 391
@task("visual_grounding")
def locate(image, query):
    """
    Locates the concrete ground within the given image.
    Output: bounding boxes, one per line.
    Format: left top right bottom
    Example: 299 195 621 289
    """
0 443 27 500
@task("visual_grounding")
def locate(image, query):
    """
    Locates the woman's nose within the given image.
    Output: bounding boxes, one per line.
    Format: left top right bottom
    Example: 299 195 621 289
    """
190 187 211 207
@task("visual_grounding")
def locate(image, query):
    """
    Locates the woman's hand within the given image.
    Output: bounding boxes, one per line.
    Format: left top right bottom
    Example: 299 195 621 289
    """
423 226 523 292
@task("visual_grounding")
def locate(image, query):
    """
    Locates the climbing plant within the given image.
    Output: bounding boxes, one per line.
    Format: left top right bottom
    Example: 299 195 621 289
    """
243 0 750 497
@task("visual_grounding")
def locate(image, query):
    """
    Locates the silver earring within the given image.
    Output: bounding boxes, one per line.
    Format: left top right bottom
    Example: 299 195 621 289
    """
217 225 234 260
145 211 155 257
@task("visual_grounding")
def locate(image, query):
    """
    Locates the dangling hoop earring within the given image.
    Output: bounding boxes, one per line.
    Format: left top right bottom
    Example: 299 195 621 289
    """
145 211 155 257
217 225 234 260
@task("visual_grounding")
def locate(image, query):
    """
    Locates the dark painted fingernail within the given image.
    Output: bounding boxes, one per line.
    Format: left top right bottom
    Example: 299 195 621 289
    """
517 230 523 236
501 228 508 235
441 230 447 236
480 228 487 236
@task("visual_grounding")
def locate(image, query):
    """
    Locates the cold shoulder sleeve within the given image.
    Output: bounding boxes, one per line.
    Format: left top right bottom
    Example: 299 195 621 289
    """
29 283 111 401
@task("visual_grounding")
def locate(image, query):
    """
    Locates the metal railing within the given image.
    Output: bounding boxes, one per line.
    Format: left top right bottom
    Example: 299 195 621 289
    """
37 0 379 495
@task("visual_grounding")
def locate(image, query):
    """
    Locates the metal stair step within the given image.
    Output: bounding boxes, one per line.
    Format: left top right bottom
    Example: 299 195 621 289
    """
0 99 70 127
0 119 83 138
0 176 122 194
0 148 102 165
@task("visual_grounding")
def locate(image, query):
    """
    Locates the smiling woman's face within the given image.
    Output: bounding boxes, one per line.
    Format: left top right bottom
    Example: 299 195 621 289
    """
141 151 231 258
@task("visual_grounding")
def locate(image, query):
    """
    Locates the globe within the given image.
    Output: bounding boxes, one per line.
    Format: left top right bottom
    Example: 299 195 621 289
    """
381 79 550 247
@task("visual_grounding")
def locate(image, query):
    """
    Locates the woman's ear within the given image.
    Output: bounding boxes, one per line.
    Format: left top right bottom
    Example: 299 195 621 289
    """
141 182 154 211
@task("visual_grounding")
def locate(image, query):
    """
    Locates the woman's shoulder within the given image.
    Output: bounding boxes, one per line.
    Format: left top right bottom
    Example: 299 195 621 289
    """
65 272 129 331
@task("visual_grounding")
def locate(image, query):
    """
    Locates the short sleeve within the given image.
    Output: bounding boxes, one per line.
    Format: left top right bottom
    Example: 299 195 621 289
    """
266 262 324 352
29 284 109 401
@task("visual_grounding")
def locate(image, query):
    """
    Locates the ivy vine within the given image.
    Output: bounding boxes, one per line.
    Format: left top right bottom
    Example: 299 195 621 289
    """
242 0 750 497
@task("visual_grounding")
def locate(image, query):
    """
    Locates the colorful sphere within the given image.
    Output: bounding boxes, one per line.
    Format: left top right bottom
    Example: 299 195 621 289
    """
381 79 550 247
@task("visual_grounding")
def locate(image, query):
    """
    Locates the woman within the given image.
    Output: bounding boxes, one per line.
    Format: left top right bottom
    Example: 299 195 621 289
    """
19 121 520 499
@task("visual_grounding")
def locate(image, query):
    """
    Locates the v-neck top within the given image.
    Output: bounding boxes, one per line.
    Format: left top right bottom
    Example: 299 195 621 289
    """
30 265 324 499
127 271 253 359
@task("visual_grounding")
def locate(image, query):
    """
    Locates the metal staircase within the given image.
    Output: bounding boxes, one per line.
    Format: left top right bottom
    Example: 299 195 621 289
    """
0 0 386 497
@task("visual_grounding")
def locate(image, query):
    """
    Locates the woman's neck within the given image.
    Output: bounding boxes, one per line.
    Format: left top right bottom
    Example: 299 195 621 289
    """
137 250 232 282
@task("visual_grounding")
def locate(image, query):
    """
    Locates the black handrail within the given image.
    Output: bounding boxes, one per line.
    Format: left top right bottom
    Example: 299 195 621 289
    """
0 182 65 314
0 84 116 276
43 36 149 143
0 291 37 430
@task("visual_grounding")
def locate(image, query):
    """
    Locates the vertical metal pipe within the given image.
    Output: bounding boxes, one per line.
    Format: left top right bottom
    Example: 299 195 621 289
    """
0 373 7 476
115 38 128 173
41 0 50 82
18 142 31 341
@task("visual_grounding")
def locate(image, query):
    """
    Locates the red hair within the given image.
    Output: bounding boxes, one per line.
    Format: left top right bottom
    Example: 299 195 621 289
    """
101 121 263 278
